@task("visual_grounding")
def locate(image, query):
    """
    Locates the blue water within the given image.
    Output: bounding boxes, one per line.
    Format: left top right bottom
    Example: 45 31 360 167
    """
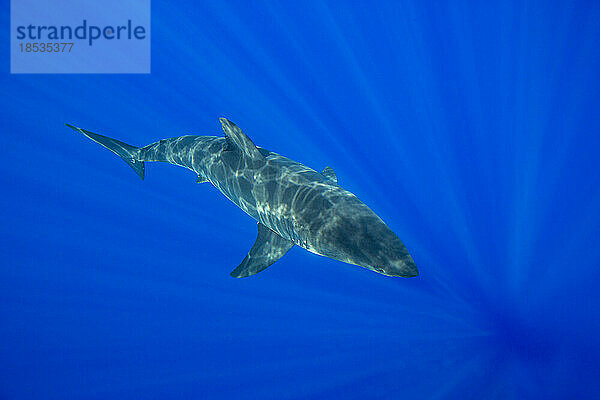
2 1 600 399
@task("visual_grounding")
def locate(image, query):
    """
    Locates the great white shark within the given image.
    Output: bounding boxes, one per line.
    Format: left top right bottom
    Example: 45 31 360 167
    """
67 118 418 278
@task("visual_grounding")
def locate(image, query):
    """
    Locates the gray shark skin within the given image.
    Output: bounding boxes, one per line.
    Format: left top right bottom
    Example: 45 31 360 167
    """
67 118 418 278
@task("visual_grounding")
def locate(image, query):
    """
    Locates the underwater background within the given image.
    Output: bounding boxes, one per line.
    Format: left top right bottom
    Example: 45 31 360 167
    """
2 1 600 399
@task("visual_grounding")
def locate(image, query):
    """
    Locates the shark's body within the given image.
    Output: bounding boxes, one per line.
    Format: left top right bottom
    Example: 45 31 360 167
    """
68 118 418 278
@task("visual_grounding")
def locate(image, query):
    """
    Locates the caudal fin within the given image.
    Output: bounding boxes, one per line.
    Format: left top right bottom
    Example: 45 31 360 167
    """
66 124 145 180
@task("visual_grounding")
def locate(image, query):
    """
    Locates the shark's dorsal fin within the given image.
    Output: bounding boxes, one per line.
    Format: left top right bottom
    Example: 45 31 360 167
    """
230 223 294 278
219 118 265 163
321 166 338 184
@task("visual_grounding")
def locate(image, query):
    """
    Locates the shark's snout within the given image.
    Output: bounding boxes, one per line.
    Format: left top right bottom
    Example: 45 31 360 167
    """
387 255 419 278
317 210 419 278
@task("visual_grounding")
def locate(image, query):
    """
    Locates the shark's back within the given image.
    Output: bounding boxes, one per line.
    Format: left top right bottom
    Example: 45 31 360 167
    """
208 143 342 244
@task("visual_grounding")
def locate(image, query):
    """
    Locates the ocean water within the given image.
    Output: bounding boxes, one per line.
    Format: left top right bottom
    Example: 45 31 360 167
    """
2 1 600 399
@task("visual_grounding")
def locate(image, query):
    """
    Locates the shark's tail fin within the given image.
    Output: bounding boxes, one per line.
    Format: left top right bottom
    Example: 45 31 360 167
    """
66 124 145 180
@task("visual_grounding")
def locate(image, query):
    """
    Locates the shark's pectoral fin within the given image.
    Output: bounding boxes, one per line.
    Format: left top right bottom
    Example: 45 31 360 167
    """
321 166 338 184
230 223 294 278
219 118 265 165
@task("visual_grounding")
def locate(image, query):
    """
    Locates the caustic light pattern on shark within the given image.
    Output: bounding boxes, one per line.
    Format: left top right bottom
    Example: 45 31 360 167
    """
67 118 418 278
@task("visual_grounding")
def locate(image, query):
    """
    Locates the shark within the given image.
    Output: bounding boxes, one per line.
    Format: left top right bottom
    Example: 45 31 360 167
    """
67 118 418 278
